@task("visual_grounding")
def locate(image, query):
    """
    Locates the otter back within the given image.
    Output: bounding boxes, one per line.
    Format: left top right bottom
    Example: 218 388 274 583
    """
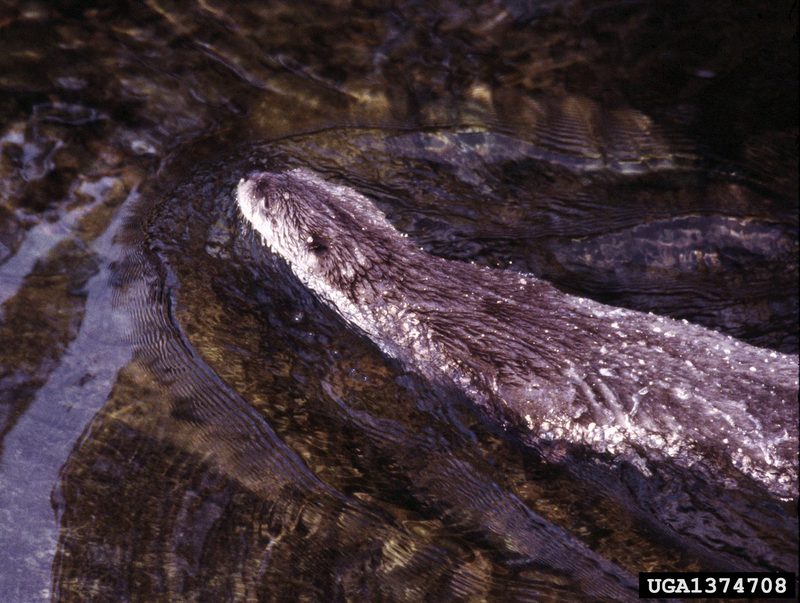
237 168 799 498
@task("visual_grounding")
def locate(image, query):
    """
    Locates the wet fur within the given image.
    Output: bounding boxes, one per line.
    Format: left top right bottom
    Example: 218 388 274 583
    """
238 168 799 498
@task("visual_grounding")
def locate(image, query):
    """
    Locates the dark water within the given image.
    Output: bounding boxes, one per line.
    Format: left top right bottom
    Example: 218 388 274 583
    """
0 1 797 601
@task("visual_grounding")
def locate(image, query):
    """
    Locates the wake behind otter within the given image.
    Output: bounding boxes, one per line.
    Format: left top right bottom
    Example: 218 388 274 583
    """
237 168 798 499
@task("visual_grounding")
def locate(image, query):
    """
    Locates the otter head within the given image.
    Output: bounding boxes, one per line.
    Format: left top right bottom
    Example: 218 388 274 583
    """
236 168 402 298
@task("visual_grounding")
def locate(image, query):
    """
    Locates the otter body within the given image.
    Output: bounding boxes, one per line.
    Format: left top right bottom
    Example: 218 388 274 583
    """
237 168 798 498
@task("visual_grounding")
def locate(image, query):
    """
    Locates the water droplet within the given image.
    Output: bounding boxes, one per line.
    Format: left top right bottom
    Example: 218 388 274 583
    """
673 387 690 400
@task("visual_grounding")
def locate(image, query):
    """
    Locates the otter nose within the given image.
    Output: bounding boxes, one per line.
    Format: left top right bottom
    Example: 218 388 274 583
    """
236 174 264 220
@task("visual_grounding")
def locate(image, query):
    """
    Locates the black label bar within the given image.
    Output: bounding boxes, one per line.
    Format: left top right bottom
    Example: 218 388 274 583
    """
639 572 796 599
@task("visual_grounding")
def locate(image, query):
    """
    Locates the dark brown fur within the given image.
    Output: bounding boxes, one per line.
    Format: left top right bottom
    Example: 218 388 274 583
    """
238 168 799 498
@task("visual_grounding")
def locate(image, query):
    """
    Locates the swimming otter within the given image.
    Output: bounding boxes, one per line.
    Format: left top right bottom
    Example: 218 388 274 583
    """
237 168 798 498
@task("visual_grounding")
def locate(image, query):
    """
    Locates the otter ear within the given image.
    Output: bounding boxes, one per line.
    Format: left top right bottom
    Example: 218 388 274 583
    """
305 233 329 255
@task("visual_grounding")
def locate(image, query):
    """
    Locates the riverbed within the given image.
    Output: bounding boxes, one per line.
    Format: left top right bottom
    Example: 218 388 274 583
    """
0 1 797 601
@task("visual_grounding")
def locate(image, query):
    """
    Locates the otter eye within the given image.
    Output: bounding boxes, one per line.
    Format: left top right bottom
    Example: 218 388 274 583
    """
305 234 328 254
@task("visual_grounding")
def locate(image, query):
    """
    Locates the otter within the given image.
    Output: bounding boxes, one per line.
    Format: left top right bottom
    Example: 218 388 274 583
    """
237 168 798 498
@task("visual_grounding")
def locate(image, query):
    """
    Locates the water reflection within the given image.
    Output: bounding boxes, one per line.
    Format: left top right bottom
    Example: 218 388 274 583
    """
0 192 135 602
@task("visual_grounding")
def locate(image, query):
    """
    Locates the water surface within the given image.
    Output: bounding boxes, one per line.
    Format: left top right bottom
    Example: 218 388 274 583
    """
0 1 797 601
